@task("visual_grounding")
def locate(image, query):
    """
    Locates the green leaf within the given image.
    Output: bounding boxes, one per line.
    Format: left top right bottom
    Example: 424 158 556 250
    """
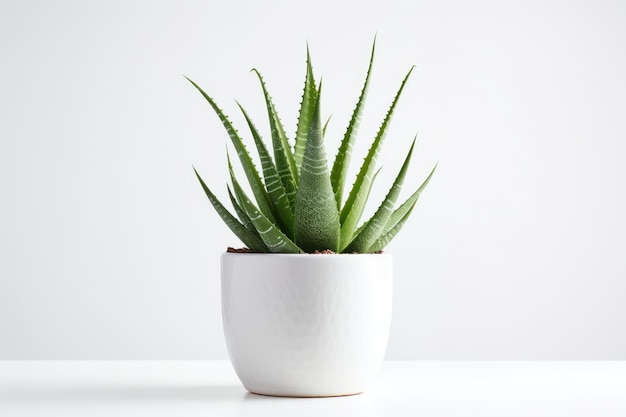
251 69 298 205
294 84 340 252
339 66 415 250
227 185 257 234
185 77 275 224
237 102 294 238
193 167 267 252
383 162 437 235
231 168 302 254
330 38 376 208
293 45 318 173
367 201 416 253
322 115 332 138
340 166 382 244
345 138 416 253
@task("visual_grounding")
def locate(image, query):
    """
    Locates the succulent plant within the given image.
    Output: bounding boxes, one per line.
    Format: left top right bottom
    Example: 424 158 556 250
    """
188 40 436 254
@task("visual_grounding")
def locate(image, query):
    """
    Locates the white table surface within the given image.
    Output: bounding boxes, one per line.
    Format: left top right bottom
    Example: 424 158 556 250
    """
1 360 625 416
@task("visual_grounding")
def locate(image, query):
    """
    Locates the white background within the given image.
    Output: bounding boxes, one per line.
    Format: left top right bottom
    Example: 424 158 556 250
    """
1 0 625 360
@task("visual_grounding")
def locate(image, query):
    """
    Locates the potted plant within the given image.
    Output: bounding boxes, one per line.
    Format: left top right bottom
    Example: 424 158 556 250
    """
188 39 436 397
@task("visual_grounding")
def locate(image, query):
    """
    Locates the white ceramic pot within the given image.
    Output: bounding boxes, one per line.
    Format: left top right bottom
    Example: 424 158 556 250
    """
221 253 393 397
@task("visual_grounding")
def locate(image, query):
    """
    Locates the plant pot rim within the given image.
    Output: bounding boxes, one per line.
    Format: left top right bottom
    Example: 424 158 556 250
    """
222 252 391 256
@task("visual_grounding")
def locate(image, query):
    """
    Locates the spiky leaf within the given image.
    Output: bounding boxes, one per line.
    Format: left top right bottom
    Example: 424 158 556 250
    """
237 102 294 237
357 164 436 253
185 77 275 224
294 85 340 252
383 162 437 235
193 167 267 252
227 185 257 234
367 201 416 253
342 167 382 240
294 46 317 172
252 69 298 204
331 38 376 208
339 66 415 250
323 115 332 138
231 170 302 254
346 138 416 252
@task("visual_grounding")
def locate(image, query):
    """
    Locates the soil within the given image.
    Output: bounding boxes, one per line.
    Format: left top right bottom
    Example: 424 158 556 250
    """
226 247 255 253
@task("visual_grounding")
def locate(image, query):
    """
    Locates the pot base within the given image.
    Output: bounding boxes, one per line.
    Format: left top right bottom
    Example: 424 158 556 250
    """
246 389 364 398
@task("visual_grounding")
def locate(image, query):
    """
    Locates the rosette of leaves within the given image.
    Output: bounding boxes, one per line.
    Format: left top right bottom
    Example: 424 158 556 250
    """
188 40 436 254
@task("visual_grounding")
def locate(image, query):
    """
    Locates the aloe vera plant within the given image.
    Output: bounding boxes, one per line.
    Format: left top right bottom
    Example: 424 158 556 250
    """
189 40 436 253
